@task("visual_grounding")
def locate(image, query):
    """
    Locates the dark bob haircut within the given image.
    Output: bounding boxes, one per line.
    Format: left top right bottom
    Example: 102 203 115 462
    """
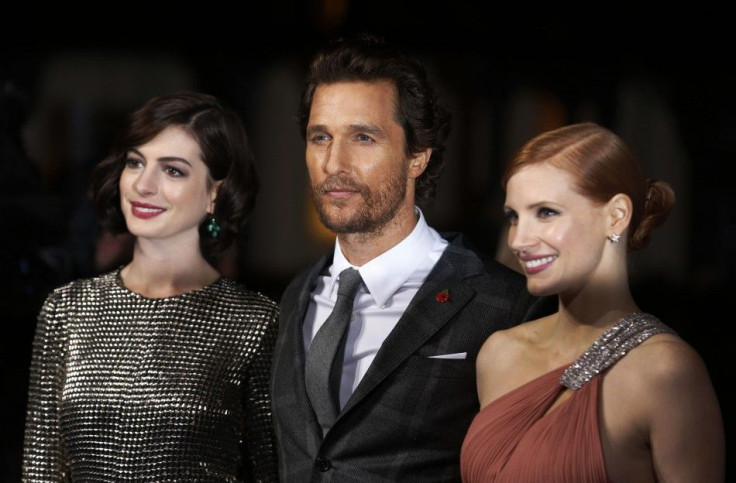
297 33 451 205
88 91 258 261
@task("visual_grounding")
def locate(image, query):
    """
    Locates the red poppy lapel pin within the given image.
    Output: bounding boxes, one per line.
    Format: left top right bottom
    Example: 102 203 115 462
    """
436 288 450 303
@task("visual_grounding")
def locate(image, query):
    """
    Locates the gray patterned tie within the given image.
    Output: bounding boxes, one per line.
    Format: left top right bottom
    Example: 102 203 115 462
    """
305 267 363 434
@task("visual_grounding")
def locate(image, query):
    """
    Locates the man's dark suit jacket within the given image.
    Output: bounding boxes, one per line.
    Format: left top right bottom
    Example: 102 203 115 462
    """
270 233 543 482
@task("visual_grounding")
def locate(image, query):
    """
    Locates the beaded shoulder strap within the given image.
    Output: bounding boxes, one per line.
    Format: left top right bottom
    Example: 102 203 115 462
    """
560 312 677 390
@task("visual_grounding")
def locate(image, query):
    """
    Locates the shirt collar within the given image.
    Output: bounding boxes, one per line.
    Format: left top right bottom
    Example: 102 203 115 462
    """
330 207 437 307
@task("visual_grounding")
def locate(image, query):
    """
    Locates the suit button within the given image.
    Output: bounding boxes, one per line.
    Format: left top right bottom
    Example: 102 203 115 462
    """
315 457 332 472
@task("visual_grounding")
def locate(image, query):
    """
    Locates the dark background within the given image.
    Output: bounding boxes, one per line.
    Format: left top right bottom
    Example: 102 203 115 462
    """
2 5 734 480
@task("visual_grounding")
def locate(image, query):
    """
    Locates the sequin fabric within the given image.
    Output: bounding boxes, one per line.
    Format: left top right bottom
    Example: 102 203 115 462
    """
560 312 677 390
22 268 279 482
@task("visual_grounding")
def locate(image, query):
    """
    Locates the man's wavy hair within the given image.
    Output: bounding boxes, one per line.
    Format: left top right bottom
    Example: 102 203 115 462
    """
297 33 451 205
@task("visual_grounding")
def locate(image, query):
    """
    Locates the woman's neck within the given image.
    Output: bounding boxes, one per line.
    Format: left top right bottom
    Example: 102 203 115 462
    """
120 240 220 298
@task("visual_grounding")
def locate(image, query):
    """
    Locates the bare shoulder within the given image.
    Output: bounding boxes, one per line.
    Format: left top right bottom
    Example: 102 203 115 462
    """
604 331 721 423
477 316 548 367
614 332 712 387
603 332 725 481
476 315 556 405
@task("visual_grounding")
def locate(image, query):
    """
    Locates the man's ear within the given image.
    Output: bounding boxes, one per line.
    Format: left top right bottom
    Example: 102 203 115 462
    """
408 149 431 179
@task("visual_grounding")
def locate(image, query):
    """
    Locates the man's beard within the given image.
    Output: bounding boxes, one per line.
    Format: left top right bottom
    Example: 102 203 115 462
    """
311 164 409 235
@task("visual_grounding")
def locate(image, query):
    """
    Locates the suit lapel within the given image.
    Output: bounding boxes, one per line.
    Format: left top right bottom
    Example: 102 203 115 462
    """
284 255 330 363
341 243 483 414
281 252 333 433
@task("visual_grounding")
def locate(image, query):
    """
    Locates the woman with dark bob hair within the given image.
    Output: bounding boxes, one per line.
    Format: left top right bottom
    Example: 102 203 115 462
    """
22 91 279 482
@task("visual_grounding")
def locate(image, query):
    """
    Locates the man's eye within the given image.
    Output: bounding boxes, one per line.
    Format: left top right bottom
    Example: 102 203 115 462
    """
310 134 329 143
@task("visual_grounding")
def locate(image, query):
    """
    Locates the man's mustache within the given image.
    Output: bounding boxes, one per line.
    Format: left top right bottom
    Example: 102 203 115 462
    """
315 176 367 196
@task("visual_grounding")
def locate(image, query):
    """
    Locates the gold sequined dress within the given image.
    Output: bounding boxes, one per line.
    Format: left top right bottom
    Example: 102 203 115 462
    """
22 268 279 482
460 313 676 483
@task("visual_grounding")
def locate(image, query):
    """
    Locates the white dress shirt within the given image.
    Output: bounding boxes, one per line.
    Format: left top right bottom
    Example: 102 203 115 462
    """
303 208 449 409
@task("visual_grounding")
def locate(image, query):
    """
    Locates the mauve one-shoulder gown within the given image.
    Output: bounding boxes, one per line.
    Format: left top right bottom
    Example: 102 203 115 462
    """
460 313 676 483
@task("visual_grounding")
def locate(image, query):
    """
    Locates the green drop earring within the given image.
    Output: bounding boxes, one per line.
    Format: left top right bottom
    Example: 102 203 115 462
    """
206 215 221 239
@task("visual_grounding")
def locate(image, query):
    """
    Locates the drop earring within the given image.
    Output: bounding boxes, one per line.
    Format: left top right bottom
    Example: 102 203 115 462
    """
206 215 221 239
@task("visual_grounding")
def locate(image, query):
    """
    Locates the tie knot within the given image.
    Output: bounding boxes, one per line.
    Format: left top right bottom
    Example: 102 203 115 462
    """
337 267 362 299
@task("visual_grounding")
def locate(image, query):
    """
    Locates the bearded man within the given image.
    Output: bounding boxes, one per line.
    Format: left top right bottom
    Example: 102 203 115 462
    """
270 34 542 483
